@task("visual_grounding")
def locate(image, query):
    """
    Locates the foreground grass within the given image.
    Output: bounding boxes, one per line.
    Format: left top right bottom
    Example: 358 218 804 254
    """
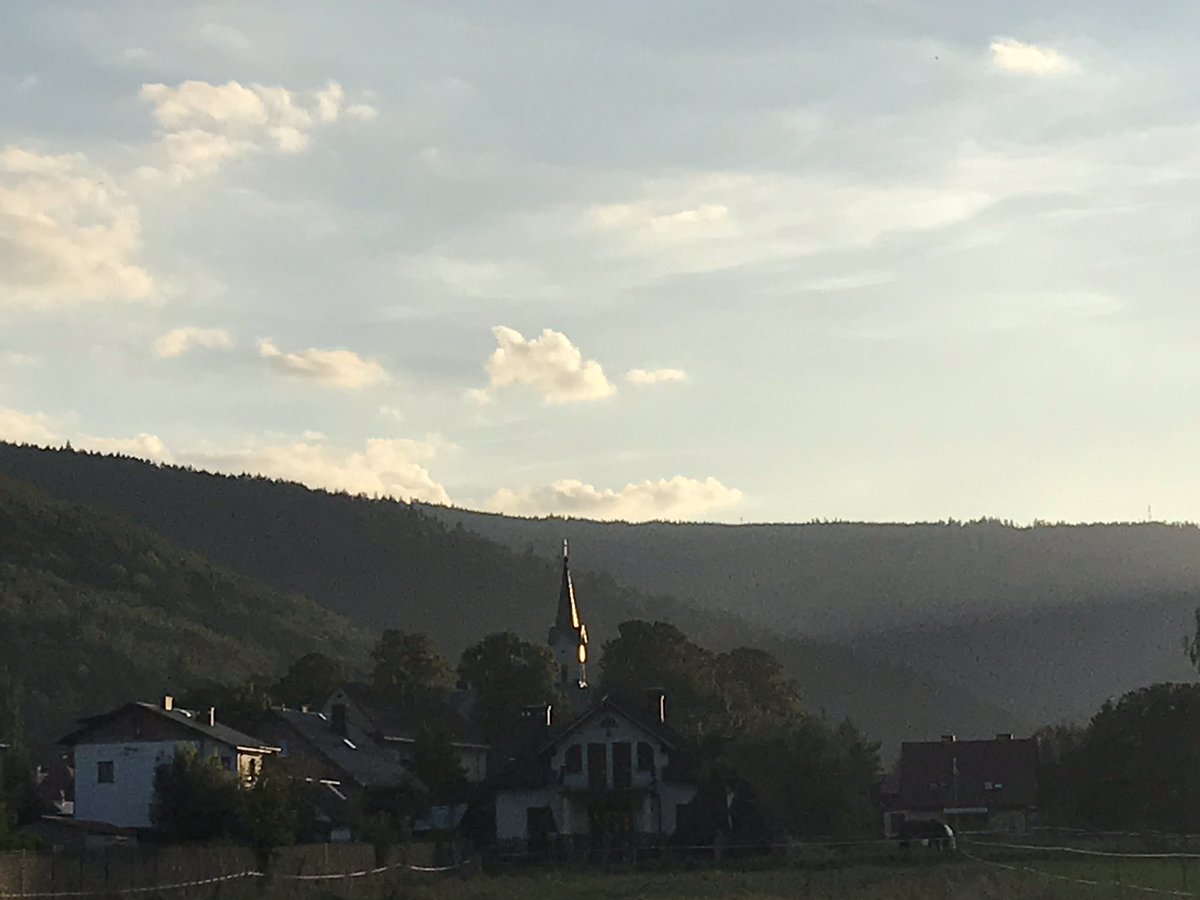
387 858 1151 900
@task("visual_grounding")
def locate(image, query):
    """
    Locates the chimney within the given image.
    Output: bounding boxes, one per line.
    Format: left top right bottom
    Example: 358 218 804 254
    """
207 708 216 727
941 733 956 743
162 695 174 712
331 703 348 737
645 689 666 724
995 732 1013 741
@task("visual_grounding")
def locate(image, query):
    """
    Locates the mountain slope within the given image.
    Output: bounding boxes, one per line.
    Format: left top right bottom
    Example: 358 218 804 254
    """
0 474 370 749
0 443 1023 752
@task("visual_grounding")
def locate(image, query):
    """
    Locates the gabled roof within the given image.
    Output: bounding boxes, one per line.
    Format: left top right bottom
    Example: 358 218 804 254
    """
543 694 684 754
59 702 276 752
330 683 487 748
264 707 423 791
897 736 1038 810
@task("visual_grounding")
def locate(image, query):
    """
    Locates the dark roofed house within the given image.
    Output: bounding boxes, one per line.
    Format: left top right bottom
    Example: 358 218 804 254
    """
322 684 489 783
251 706 426 843
59 696 277 830
492 693 698 853
885 733 1038 836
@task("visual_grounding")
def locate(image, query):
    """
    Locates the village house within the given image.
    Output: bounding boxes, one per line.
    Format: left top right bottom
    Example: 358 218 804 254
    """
883 732 1038 836
59 697 277 830
321 685 489 783
251 706 425 842
493 694 699 851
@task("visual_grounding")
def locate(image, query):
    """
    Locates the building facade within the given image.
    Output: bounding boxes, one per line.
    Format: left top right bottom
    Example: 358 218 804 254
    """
61 698 277 829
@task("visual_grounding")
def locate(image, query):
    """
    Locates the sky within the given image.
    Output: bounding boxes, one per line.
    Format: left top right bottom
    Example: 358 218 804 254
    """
2 1 1199 524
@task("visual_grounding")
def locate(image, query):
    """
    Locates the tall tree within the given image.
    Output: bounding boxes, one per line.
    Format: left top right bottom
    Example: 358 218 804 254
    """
273 652 346 709
371 631 452 706
151 748 239 843
458 632 557 752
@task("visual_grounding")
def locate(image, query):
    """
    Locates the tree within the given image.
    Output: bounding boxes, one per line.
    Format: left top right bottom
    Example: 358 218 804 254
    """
1069 683 1200 833
236 766 299 863
458 632 558 752
371 631 452 706
151 747 239 843
410 726 468 801
598 621 718 739
273 652 345 709
177 678 273 731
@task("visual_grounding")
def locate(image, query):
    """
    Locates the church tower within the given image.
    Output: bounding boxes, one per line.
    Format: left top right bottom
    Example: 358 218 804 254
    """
548 540 589 698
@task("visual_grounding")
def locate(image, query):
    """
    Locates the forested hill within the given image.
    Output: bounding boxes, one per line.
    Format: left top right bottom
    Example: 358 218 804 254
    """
0 442 1024 754
416 507 1200 724
416 508 1200 636
0 474 369 749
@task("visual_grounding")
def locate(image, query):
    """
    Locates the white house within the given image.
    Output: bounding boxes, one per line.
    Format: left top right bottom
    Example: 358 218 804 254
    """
60 697 277 829
494 694 698 850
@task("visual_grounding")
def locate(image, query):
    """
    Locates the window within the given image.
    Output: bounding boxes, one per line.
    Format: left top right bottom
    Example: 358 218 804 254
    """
220 755 233 770
637 741 655 772
97 761 114 784
612 742 632 789
587 742 607 790
565 744 582 773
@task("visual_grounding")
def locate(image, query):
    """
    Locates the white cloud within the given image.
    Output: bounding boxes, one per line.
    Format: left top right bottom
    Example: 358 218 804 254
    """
477 326 616 405
138 79 373 182
626 368 687 385
78 432 173 463
346 103 379 122
591 202 731 237
154 326 233 358
0 407 59 445
0 146 153 308
258 338 390 390
193 435 451 504
489 475 744 522
990 38 1078 76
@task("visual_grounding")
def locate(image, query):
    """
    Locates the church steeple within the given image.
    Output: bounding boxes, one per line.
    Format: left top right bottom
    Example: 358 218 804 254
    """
548 540 588 693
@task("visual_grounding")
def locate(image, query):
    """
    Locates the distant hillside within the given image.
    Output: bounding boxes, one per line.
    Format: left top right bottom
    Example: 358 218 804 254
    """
0 442 1024 753
418 507 1200 726
0 474 369 750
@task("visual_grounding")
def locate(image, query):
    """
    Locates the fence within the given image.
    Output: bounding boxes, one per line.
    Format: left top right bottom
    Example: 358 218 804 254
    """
0 843 470 899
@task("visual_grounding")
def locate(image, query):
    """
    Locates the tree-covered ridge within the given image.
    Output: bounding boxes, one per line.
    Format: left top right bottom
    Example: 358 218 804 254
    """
0 442 1026 753
0 474 370 750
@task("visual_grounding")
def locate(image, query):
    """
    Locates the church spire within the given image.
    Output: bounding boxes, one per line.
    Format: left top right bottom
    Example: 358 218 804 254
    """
548 539 588 693
557 539 580 631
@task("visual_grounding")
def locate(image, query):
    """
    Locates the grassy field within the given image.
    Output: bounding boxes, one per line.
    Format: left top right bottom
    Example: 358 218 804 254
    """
384 855 1197 900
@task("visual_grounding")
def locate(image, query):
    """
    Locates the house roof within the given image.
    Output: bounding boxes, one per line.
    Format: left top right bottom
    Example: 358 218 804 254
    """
59 702 277 752
896 736 1038 811
492 694 696 790
331 683 487 748
543 694 685 754
264 707 423 791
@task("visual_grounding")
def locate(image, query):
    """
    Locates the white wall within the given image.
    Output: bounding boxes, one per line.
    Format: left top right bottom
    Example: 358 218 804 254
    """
74 739 260 829
74 741 193 828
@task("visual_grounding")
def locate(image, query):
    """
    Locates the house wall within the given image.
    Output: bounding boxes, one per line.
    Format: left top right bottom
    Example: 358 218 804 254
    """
495 788 555 842
548 716 670 792
74 739 263 829
458 746 488 783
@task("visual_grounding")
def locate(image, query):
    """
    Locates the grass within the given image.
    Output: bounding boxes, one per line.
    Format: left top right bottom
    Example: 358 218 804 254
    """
382 855 1194 900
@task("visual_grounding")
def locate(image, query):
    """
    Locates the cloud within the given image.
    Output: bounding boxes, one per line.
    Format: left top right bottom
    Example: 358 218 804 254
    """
138 79 373 181
477 326 616 405
79 433 173 463
0 146 153 308
193 435 451 504
591 202 731 237
990 38 1078 76
489 475 743 522
0 407 171 463
258 338 389 389
0 407 59 445
154 326 233 358
626 368 687 385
